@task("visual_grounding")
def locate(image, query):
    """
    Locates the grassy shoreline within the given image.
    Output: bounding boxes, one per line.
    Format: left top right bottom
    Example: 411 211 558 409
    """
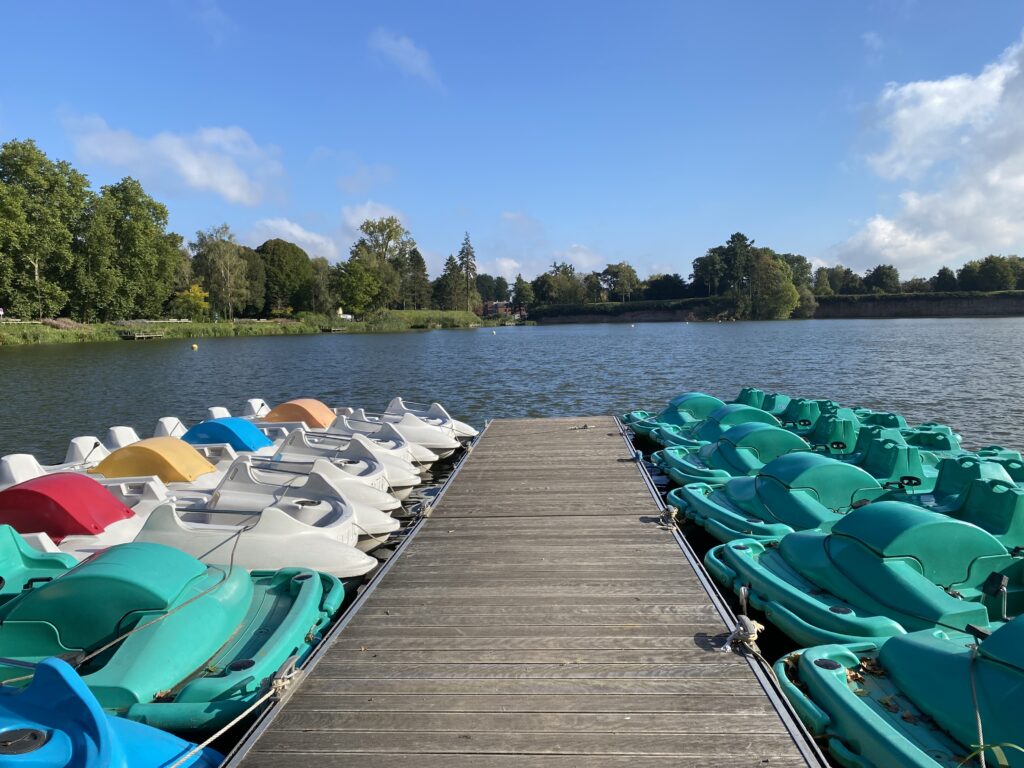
0 310 495 346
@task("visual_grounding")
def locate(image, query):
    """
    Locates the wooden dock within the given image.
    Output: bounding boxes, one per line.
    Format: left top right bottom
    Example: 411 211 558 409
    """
228 417 825 767
119 330 165 340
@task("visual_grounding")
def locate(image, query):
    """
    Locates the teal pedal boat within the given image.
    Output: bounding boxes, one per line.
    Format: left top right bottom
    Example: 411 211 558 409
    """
655 423 808 488
622 392 725 438
0 542 344 735
705 501 1024 646
0 524 76 604
759 391 793 417
729 386 766 408
651 403 780 449
776 617 1024 768
668 452 883 542
777 398 840 436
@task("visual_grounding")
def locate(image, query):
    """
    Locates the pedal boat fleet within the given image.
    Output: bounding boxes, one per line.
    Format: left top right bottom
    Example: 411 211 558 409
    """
625 387 1024 768
0 395 476 766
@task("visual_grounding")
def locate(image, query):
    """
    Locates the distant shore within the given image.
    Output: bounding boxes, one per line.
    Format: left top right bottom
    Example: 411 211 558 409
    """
0 310 500 346
530 290 1024 324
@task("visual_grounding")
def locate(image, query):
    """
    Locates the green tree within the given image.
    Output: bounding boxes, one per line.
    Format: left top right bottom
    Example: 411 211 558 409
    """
862 264 901 294
956 261 983 291
476 273 496 302
332 257 380 316
976 255 1016 291
780 253 813 287
405 248 433 309
511 273 534 310
71 177 185 321
901 277 932 293
456 233 479 312
601 262 640 302
257 238 314 314
208 242 248 320
168 283 210 321
432 255 464 310
691 250 726 296
792 284 818 318
582 272 606 303
644 273 688 300
238 246 266 317
492 276 510 302
750 253 799 319
532 262 585 305
307 256 335 314
812 267 834 296
0 139 90 319
931 266 958 292
348 216 416 308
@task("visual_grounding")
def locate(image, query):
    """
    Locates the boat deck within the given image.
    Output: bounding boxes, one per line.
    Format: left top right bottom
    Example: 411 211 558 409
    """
229 417 824 767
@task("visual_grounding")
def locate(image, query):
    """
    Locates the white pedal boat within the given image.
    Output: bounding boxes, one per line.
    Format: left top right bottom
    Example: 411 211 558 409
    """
169 415 421 501
86 438 401 551
0 472 378 578
384 397 479 440
224 399 442 469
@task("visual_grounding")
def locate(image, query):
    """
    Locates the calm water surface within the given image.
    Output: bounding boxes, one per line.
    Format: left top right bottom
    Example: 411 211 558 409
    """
2 318 1022 460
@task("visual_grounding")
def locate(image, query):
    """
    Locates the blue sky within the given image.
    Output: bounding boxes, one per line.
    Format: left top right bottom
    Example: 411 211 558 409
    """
3 1 1024 279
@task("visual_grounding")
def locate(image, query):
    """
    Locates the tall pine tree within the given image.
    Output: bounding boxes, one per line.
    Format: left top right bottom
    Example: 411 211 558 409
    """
456 232 479 312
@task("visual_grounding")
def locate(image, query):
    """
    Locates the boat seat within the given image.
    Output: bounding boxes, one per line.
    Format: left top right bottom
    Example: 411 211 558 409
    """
0 455 46 488
153 417 187 438
206 406 232 420
243 398 271 418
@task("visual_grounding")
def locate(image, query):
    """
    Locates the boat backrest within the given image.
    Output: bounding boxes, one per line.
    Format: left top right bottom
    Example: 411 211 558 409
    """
778 398 827 428
63 436 109 465
153 417 188 438
731 387 765 409
932 456 1014 501
806 412 861 450
857 411 908 429
979 614 1024 670
206 406 232 420
955 479 1024 545
103 426 141 450
0 454 46 488
94 476 171 506
858 438 925 483
760 392 791 415
243 398 271 418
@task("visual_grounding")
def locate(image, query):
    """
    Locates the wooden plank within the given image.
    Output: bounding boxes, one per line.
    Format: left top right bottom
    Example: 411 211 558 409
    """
282 693 777 714
242 754 809 768
271 711 789 734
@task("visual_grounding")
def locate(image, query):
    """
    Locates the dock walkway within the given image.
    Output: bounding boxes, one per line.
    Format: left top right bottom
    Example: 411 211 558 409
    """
231 417 823 767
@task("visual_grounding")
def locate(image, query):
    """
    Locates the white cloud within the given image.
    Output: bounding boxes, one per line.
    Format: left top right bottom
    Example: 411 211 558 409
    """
246 218 339 260
195 0 235 44
553 243 604 271
369 28 441 87
66 115 281 206
837 33 1024 275
862 31 883 53
339 163 395 195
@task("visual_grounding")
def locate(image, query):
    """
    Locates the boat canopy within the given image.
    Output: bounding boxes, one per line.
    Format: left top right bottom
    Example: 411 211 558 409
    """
182 417 273 452
88 437 216 483
0 543 223 651
0 473 133 542
263 398 336 429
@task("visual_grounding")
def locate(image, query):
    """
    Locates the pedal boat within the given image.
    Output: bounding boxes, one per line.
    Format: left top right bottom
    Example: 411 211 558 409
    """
0 657 221 767
621 391 726 438
0 542 344 735
705 501 1024 646
650 403 780 450
653 423 808 488
668 452 883 543
776 617 1024 768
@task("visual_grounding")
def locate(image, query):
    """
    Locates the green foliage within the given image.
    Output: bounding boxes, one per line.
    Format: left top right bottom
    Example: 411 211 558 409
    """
512 273 534 310
257 238 314 314
901 277 932 293
792 284 818 318
862 264 901 294
332 257 380 316
238 246 266 317
169 284 211 321
456 232 480 311
780 254 813 287
405 248 433 308
601 262 640 302
750 253 799 319
813 267 834 296
931 266 958 292
531 262 585 305
643 273 688 300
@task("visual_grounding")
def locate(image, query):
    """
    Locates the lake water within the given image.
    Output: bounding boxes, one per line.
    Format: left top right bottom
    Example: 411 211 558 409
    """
2 318 1022 461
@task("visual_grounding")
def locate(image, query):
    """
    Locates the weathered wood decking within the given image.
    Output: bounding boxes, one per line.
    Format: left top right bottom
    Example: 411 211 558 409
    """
232 417 823 767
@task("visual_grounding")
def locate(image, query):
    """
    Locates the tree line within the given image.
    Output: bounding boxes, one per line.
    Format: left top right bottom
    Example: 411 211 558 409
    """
5 139 1023 324
0 139 512 322
511 232 1024 320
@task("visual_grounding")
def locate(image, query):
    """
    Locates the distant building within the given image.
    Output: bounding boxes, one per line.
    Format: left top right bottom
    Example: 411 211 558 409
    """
482 301 513 318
